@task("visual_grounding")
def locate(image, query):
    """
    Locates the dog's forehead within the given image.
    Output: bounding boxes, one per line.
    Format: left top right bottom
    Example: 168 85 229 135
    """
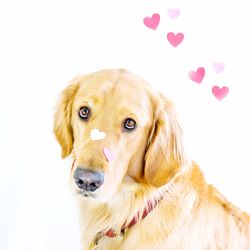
77 70 152 105
78 69 149 91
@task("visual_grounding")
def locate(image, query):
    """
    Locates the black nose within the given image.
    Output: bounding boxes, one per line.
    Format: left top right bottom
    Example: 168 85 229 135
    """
73 167 104 192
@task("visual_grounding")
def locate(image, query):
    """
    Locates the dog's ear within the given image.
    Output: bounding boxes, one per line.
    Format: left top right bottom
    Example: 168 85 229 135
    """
54 81 79 158
144 94 186 187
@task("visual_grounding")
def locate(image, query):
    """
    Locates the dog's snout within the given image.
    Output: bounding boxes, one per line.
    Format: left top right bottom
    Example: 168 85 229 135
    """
73 167 104 192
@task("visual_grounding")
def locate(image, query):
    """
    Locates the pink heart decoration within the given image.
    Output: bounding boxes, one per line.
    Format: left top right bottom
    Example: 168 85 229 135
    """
143 13 160 30
168 8 180 20
212 86 229 101
167 32 184 47
103 148 115 162
189 67 205 84
213 63 225 73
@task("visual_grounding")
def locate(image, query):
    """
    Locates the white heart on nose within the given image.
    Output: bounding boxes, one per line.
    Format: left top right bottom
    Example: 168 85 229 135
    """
90 128 106 141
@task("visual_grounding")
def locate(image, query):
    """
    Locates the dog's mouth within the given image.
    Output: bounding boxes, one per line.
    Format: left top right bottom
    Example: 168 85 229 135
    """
75 190 96 199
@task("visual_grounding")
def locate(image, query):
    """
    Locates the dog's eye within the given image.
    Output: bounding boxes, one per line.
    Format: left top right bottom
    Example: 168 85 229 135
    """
123 118 136 131
79 106 91 120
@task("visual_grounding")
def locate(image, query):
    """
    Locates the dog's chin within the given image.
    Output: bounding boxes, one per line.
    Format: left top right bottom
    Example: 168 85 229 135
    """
75 189 95 199
75 189 113 203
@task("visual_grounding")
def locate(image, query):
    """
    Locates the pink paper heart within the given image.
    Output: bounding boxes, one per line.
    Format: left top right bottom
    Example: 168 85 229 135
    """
167 32 184 47
103 148 114 162
213 63 225 73
212 86 229 101
189 67 205 84
143 13 160 30
168 8 180 20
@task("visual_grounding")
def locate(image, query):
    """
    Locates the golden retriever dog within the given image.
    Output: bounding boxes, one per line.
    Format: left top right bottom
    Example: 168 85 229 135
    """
54 69 250 250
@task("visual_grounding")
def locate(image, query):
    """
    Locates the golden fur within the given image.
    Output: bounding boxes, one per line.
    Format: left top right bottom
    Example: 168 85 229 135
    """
54 69 250 249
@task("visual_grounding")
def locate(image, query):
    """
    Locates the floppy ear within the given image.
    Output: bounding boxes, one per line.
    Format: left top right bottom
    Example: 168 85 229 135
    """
54 82 79 158
144 95 186 187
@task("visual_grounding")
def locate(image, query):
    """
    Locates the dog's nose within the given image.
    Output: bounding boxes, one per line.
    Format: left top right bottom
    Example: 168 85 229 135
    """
73 167 104 192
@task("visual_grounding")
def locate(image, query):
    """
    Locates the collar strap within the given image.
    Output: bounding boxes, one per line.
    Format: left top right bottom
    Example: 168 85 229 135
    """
103 196 163 238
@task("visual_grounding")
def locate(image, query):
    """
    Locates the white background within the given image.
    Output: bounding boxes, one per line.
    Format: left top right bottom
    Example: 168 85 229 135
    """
1 0 250 249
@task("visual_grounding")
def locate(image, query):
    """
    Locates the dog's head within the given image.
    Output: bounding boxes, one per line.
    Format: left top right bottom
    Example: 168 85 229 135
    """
54 69 186 202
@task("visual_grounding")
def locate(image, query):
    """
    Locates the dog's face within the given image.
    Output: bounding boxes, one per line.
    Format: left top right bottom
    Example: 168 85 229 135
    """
54 69 185 202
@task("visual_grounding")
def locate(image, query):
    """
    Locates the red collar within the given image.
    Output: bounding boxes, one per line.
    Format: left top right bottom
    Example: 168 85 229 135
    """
70 160 162 238
104 197 162 238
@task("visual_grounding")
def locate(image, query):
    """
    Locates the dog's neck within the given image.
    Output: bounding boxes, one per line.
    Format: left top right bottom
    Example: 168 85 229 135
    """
92 193 164 246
